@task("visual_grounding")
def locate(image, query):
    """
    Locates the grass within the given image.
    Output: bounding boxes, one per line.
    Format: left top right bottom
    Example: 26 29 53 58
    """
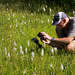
0 2 75 75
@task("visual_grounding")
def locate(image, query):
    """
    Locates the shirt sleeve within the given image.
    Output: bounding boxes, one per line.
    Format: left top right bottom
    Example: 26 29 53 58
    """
68 19 75 37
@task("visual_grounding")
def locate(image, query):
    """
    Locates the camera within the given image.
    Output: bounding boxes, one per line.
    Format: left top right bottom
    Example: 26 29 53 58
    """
31 32 45 48
37 32 44 40
31 38 39 44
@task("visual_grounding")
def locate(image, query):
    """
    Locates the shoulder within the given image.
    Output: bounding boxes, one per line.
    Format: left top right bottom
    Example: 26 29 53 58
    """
69 17 75 22
69 17 75 19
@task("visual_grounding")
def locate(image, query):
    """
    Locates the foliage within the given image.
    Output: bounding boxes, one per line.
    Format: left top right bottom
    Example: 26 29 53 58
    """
0 0 75 14
0 1 75 75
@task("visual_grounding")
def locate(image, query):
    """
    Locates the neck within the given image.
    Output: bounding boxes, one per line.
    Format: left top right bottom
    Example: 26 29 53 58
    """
65 17 70 29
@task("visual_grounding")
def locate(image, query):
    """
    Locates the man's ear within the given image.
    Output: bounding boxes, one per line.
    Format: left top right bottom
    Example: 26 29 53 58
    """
63 19 66 23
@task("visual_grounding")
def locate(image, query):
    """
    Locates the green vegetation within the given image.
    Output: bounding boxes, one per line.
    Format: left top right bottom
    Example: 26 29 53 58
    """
0 1 75 75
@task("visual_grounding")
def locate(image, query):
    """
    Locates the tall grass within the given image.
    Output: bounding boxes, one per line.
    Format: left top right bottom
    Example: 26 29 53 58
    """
0 2 75 75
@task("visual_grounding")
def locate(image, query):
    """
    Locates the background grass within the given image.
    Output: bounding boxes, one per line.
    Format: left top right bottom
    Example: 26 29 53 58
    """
0 1 75 75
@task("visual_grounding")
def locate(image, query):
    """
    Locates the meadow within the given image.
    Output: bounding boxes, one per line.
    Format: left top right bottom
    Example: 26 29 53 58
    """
0 2 75 75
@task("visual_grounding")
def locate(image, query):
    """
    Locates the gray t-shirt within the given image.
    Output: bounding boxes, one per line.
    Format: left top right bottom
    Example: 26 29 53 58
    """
60 17 75 38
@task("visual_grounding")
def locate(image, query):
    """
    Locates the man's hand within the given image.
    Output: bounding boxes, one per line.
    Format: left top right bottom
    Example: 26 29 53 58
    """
41 39 51 44
39 32 52 41
38 32 52 44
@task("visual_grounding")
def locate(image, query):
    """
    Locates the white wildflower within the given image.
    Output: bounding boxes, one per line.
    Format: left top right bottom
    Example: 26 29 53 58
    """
16 19 17 21
29 20 30 22
14 41 17 46
10 25 11 28
24 69 26 74
23 15 24 18
54 47 57 52
50 63 52 67
13 47 17 51
50 9 51 12
48 19 49 22
38 9 39 12
52 14 54 16
20 46 24 54
27 40 30 46
41 48 44 56
8 18 10 20
21 21 23 24
10 35 12 37
14 31 16 34
31 57 33 61
8 14 10 16
20 29 22 33
16 4 17 6
13 14 15 17
31 13 33 16
43 42 46 46
34 68 36 71
7 3 8 6
46 5 47 8
36 19 38 21
28 4 30 7
5 47 7 55
7 53 10 58
22 32 24 35
22 20 23 23
31 51 34 58
73 11 75 14
20 50 24 54
20 45 22 50
25 47 27 53
21 51 24 54
52 20 53 23
16 24 17 27
51 55 53 59
24 21 26 24
2 38 4 40
41 20 43 23
60 64 64 70
33 72 36 75
41 57 43 60
7 8 9 11
43 7 46 12
51 48 54 54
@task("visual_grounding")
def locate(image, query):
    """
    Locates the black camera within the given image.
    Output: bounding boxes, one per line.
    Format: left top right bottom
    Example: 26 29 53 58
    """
31 38 39 43
37 32 44 40
31 32 45 49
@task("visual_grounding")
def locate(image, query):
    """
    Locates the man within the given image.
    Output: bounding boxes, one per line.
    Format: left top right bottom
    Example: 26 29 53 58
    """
39 12 75 52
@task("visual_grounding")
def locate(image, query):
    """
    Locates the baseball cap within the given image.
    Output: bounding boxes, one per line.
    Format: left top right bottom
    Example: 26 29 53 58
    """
52 12 67 25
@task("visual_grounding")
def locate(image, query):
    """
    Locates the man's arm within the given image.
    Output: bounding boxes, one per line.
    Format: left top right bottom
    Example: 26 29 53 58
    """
54 36 74 44
40 32 74 44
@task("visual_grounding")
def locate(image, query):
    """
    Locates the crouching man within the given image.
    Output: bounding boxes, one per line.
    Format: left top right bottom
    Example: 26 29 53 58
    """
39 12 75 52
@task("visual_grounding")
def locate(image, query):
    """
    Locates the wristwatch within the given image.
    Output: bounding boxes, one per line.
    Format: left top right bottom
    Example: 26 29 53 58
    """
51 37 55 42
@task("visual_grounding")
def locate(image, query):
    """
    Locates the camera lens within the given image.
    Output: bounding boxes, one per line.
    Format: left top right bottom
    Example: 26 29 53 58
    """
31 38 39 43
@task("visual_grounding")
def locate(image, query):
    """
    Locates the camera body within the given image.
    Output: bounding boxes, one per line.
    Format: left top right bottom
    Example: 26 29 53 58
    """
31 32 45 48
37 32 44 40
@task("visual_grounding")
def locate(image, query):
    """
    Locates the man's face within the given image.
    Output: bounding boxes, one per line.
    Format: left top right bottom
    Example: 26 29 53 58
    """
56 20 66 30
